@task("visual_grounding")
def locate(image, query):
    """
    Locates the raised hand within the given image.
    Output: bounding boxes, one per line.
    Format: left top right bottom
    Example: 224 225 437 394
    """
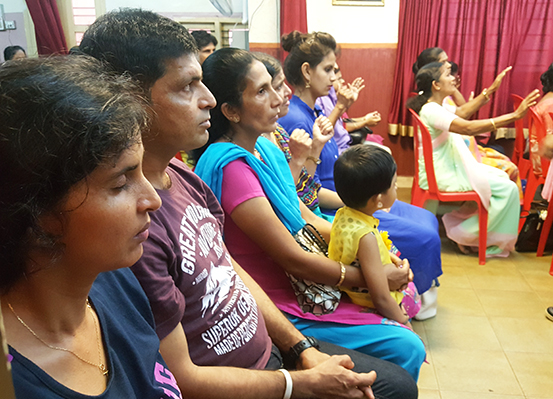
288 128 313 164
488 66 513 94
515 89 540 119
312 115 335 148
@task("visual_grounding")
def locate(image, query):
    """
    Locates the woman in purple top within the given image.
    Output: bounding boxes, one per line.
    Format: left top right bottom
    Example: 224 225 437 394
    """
277 31 443 319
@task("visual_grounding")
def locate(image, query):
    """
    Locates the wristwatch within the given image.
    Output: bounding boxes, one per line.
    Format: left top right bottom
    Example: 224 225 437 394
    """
286 336 320 365
307 156 321 165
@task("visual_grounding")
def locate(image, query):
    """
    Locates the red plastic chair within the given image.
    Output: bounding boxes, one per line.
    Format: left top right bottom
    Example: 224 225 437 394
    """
409 108 489 265
519 107 548 233
511 94 531 180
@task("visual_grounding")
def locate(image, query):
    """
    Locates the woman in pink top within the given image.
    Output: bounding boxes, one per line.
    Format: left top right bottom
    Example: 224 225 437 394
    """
195 47 425 381
536 63 553 200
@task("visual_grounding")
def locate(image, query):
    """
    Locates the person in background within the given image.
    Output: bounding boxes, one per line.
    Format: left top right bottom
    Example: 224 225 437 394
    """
278 31 442 320
253 51 335 217
414 49 524 203
316 63 383 153
81 9 416 399
0 55 187 398
191 30 218 64
195 47 425 381
534 63 553 201
3 45 26 61
407 61 539 257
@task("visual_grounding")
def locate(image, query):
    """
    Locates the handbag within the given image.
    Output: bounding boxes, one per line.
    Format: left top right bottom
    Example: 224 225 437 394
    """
515 210 553 252
343 118 373 146
288 223 342 316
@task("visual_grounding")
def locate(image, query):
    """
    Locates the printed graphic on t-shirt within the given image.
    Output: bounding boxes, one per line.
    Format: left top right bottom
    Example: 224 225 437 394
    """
178 203 261 359
154 362 182 399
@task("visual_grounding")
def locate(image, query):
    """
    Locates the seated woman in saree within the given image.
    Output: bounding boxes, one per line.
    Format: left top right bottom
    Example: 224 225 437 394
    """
276 31 442 319
0 56 188 398
413 47 523 198
407 61 540 257
194 48 425 381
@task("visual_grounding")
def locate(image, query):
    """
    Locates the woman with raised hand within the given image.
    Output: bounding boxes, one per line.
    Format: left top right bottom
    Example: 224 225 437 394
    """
413 47 523 197
277 31 442 319
407 61 539 257
0 56 184 398
194 47 426 382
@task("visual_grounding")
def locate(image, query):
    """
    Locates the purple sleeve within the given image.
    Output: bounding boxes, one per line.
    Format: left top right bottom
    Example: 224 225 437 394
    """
131 222 186 341
220 159 266 214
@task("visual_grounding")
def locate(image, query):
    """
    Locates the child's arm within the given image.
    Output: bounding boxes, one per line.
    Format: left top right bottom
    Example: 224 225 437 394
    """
357 233 409 325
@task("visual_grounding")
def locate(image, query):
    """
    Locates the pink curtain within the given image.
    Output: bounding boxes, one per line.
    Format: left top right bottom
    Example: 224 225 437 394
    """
280 0 307 62
389 0 553 137
25 0 68 55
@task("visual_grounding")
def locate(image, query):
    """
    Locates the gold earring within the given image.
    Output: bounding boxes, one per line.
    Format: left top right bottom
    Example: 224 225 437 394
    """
233 117 240 123
377 201 383 208
305 80 311 89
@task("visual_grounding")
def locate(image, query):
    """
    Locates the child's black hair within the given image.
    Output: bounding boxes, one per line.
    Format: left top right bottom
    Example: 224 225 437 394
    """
334 145 397 209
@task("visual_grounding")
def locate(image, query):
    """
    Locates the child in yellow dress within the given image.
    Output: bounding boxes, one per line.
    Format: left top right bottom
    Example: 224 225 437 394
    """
329 145 420 326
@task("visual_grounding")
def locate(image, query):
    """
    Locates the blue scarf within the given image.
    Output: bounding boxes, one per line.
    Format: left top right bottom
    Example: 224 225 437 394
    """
195 136 306 235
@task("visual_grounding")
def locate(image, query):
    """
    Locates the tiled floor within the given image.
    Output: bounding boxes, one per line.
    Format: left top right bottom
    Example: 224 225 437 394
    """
395 182 553 398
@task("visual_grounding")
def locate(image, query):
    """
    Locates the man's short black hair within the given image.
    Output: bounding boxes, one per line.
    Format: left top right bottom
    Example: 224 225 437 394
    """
334 145 397 209
3 45 25 61
80 8 198 90
191 30 218 49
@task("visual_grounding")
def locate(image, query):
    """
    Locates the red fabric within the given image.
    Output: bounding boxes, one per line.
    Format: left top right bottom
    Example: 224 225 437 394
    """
279 0 307 62
26 0 68 55
389 0 553 136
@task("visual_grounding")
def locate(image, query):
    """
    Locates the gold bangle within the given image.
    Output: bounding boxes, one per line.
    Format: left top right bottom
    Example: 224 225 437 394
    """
490 118 497 131
482 88 490 101
336 262 346 287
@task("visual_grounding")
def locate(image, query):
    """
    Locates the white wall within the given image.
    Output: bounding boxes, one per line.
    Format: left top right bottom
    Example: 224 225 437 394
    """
2 0 27 13
306 0 399 44
248 0 278 43
105 0 243 15
245 0 399 44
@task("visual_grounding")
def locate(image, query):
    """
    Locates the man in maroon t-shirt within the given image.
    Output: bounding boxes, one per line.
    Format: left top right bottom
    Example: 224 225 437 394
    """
80 9 417 399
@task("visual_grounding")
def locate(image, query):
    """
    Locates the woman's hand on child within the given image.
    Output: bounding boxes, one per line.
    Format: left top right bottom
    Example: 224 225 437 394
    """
384 261 410 292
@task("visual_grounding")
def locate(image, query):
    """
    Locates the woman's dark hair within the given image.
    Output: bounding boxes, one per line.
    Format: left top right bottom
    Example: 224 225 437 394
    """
281 30 337 87
80 8 198 91
541 63 553 94
334 145 397 209
3 45 26 61
406 62 444 114
195 47 255 158
450 61 459 75
252 52 282 80
412 47 444 75
0 56 147 294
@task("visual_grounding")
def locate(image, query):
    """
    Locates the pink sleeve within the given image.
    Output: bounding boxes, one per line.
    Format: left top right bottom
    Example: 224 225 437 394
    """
221 159 267 214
